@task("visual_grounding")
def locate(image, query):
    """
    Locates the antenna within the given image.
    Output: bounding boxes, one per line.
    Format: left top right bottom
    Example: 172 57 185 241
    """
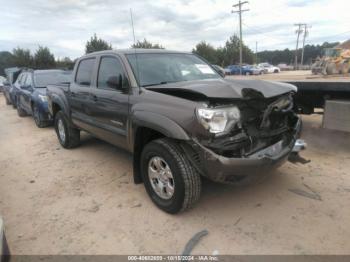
130 8 141 93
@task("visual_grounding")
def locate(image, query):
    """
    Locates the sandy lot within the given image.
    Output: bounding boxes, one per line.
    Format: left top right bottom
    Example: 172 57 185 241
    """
0 93 350 255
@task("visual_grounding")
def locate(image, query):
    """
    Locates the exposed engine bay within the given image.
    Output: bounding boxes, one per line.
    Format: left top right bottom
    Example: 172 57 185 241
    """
198 93 299 158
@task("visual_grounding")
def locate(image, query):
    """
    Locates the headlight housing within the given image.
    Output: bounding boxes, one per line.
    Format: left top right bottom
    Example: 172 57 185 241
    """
196 106 241 134
38 94 48 102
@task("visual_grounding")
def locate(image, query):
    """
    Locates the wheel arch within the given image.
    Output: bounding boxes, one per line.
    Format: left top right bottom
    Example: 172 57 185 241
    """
131 112 190 184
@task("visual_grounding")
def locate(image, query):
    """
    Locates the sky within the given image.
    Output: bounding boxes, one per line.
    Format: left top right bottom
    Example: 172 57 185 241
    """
0 0 349 59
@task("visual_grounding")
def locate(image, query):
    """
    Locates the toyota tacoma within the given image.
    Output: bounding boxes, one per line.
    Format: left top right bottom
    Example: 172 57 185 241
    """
47 49 303 213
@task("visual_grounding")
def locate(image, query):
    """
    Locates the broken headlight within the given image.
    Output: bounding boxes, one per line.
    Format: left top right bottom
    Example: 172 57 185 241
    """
197 106 240 134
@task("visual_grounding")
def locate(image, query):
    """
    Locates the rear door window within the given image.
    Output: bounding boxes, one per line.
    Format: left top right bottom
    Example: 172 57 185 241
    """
18 73 27 86
24 73 32 86
75 58 95 86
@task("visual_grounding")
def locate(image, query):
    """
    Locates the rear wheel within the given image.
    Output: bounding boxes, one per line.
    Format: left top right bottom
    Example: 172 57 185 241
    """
54 111 80 148
340 63 349 74
33 104 50 128
140 138 201 214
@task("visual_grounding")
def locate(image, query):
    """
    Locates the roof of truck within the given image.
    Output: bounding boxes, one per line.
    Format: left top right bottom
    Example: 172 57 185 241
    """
83 49 191 57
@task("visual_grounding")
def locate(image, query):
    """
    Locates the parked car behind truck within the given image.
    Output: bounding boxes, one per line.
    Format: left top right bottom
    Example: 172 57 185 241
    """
47 49 302 213
3 67 23 106
16 69 71 127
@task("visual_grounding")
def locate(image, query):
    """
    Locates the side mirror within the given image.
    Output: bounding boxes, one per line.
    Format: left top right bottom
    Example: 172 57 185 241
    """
106 75 124 90
217 70 225 78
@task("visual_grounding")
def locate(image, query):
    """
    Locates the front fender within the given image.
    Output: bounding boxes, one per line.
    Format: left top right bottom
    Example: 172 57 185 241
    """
132 111 190 140
48 93 69 117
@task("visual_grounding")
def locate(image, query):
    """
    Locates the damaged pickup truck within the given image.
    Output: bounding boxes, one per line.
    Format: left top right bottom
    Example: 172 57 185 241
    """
47 49 304 213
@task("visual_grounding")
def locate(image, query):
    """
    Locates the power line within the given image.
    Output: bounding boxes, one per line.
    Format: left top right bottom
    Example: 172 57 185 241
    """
231 0 249 75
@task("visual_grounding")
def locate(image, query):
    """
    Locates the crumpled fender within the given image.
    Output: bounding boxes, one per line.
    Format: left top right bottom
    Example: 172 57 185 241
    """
132 111 190 140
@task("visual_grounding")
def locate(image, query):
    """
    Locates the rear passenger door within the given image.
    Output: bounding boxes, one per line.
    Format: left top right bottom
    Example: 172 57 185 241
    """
21 73 34 113
69 57 97 130
89 55 130 149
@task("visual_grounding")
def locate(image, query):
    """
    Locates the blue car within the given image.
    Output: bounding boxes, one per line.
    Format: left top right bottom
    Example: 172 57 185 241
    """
224 65 252 75
3 67 23 107
16 69 71 127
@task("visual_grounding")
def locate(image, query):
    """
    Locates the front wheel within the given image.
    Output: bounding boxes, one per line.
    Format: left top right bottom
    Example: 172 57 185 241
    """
33 104 50 128
54 111 80 148
141 138 201 214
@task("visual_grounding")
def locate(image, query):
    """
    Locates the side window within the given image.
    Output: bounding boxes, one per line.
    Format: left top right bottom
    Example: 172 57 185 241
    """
16 74 23 85
75 58 95 86
25 74 32 86
19 73 27 86
97 56 127 90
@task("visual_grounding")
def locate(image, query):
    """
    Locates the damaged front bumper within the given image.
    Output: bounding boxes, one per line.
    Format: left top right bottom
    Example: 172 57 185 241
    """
183 118 303 183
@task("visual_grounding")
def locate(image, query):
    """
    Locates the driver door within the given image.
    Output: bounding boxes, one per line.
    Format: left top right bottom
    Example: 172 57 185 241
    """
88 55 130 149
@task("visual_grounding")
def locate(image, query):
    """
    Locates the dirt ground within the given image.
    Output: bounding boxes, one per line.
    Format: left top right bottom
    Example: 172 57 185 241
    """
0 93 350 255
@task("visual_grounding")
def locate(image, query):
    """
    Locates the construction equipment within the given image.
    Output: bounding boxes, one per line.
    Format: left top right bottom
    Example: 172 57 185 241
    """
312 40 350 75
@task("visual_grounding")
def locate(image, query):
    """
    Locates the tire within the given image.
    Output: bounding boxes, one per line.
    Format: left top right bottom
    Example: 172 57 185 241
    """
274 69 279 73
12 97 17 109
54 111 80 148
340 63 349 74
33 104 50 128
16 98 27 117
140 138 201 214
326 63 337 75
2 233 10 258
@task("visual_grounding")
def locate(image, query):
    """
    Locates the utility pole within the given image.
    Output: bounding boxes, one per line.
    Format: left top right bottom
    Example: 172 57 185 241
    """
294 23 305 70
255 41 258 64
232 1 249 75
300 24 311 66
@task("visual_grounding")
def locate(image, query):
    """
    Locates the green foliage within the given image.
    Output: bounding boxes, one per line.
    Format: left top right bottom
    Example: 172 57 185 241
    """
0 51 15 76
12 47 33 68
257 42 339 65
131 38 164 49
192 41 218 64
192 35 254 67
85 34 112 54
56 57 75 70
34 46 56 69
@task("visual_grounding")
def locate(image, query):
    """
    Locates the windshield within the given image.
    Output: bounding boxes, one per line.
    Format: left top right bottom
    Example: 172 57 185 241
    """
126 53 220 87
34 71 71 87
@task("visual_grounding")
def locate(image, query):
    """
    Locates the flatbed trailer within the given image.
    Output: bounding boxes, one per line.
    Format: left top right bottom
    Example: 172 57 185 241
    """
284 80 350 114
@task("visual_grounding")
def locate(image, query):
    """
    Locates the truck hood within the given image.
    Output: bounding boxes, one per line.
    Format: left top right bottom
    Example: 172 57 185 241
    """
146 78 297 99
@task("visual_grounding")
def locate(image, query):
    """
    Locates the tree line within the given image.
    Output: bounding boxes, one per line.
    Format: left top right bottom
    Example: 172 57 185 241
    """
0 32 340 76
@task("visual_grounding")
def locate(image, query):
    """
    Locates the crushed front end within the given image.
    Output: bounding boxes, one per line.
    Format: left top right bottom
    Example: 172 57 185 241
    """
182 92 302 183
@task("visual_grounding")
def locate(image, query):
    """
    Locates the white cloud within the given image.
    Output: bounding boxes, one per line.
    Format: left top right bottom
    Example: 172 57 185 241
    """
0 0 349 58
